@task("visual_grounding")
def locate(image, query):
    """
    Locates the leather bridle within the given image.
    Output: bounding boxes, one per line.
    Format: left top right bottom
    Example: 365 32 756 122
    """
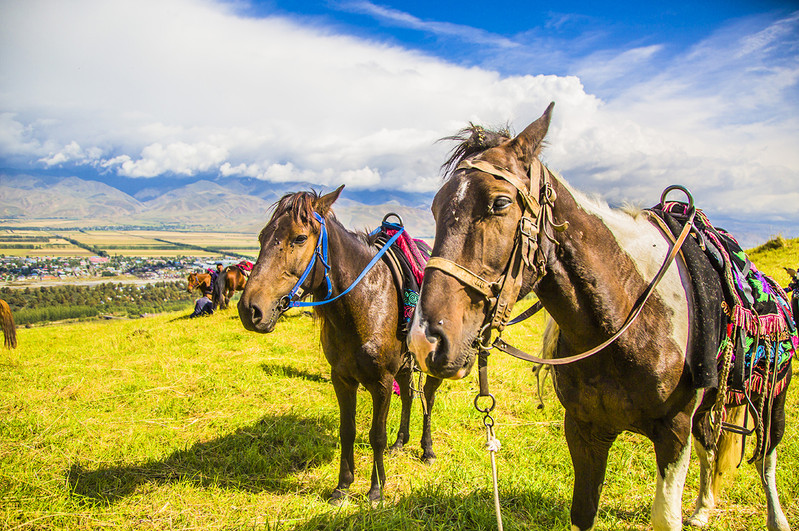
425 157 565 346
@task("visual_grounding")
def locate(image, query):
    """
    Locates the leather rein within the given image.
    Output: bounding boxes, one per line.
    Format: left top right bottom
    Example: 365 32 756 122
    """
425 157 697 367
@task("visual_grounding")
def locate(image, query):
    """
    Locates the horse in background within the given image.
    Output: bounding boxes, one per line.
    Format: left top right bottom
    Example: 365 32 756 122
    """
1 299 17 349
186 272 212 296
213 263 251 310
238 187 442 504
408 104 793 531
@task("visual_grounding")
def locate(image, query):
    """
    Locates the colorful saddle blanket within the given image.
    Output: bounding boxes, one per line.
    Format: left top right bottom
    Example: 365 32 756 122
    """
656 202 796 399
374 220 431 332
235 260 254 278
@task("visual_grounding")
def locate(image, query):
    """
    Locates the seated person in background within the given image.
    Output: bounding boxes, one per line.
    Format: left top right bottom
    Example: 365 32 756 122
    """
190 290 214 318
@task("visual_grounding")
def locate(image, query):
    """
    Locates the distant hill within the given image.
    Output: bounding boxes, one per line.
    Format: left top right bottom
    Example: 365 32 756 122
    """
0 173 436 238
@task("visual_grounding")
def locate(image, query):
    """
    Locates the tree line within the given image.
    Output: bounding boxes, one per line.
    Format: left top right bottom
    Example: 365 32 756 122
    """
0 282 194 325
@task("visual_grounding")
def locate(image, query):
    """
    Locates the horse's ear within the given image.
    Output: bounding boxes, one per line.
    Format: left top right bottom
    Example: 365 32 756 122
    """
314 185 345 216
509 102 554 166
785 267 797 277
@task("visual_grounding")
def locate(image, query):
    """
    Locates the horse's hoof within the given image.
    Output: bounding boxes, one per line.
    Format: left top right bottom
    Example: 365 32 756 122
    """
367 489 383 506
421 451 436 464
388 442 404 455
328 489 349 507
537 403 544 410
687 515 709 528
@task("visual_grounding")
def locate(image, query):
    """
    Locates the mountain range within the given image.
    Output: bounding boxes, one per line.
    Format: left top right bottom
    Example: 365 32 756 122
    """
0 173 436 238
0 173 792 248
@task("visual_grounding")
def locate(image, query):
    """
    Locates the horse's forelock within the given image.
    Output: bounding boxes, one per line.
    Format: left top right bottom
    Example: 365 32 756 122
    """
267 191 322 226
439 123 512 178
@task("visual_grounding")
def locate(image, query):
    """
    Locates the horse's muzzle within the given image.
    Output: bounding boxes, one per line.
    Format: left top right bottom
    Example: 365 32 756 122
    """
408 314 472 380
237 298 277 333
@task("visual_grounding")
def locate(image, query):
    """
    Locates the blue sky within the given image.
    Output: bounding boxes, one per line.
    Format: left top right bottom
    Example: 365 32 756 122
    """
1 0 798 240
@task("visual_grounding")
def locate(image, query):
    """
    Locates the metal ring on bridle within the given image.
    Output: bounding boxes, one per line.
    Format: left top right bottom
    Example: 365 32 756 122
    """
474 393 496 414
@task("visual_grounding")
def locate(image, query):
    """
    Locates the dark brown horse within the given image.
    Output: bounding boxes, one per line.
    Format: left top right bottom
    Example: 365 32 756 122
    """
186 272 211 295
408 104 793 530
1 299 17 349
213 265 249 310
238 187 442 504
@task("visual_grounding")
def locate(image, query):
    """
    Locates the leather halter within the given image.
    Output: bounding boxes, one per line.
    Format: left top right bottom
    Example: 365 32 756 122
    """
424 156 696 367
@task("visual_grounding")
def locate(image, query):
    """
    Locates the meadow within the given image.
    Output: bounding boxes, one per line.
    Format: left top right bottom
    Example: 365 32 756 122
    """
1 299 797 530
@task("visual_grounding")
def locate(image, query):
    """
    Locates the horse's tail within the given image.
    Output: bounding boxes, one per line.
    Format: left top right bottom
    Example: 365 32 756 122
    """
214 268 228 309
709 404 747 501
0 300 17 349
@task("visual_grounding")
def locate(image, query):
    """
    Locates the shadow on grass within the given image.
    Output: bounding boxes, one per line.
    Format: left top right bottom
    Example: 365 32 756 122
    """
66 413 337 503
261 363 330 384
288 488 572 531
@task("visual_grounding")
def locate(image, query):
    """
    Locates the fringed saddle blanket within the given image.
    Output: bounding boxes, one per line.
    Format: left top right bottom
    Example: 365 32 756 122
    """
655 202 796 401
374 222 431 334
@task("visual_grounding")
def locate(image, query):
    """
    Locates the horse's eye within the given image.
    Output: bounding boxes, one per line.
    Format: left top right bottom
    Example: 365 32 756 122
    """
492 196 513 211
293 234 308 245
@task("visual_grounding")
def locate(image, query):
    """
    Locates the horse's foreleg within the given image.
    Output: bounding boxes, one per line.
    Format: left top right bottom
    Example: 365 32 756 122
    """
651 414 693 531
564 413 617 531
330 371 358 505
390 367 412 453
367 378 393 503
419 375 442 463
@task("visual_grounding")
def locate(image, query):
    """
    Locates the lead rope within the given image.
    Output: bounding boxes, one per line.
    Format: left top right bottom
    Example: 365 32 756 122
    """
474 349 503 531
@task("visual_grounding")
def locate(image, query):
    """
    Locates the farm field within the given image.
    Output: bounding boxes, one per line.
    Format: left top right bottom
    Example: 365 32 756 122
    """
0 229 260 259
1 299 797 530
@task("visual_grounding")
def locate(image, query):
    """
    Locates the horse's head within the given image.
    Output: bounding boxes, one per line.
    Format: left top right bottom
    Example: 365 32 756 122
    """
408 103 554 380
238 186 344 333
186 273 198 292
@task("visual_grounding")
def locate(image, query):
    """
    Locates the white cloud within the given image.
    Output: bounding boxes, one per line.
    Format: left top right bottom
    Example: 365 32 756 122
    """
0 0 797 231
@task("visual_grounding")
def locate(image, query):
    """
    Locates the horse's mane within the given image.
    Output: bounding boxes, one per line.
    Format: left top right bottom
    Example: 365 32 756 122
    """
439 123 512 177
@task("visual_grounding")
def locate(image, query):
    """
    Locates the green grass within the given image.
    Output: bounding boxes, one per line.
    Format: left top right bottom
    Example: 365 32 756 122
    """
1 293 797 530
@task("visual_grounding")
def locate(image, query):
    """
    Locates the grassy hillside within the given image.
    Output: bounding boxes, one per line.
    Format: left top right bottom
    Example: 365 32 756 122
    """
747 236 799 288
1 288 797 530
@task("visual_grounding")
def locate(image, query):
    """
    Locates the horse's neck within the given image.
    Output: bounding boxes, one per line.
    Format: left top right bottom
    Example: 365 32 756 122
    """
533 178 661 349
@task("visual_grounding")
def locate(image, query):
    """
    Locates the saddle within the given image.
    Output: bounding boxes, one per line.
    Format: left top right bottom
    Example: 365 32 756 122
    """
234 260 254 278
373 218 431 337
649 202 796 399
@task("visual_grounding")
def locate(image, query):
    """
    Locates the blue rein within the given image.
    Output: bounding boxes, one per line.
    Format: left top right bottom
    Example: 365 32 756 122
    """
281 212 404 309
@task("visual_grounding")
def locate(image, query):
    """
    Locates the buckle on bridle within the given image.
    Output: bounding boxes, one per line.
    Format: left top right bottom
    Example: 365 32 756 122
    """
519 216 537 238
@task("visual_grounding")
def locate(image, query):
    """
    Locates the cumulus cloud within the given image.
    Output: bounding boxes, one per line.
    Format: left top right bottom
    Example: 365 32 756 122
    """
0 0 797 229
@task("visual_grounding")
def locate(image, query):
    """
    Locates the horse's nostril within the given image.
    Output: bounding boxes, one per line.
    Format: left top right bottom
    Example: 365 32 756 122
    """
250 304 263 324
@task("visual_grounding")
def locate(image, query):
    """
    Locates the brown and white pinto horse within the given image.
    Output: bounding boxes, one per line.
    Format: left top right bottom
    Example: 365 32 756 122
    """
238 187 442 504
408 104 792 530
